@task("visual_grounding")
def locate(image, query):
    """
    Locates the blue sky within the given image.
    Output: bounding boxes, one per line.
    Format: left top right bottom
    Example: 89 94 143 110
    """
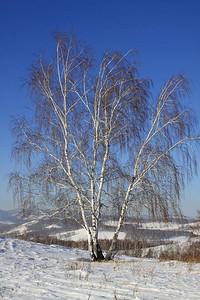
0 0 200 216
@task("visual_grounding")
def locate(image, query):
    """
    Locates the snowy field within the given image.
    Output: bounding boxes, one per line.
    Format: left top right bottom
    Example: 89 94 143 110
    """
51 228 126 241
0 236 200 299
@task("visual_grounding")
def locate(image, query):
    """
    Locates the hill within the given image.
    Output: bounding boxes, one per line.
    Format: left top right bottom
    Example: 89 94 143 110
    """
0 209 199 261
0 236 200 299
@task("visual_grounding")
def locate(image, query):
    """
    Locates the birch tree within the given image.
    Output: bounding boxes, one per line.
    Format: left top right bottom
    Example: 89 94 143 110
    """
10 32 199 260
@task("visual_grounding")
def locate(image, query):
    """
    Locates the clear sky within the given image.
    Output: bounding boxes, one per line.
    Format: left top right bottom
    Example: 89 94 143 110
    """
0 0 200 217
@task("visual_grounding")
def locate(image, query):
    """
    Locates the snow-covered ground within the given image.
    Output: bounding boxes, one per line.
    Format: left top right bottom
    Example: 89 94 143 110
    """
138 221 183 230
0 236 200 299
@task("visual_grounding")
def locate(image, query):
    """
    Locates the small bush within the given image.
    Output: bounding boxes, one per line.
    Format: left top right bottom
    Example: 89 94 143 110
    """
159 242 200 263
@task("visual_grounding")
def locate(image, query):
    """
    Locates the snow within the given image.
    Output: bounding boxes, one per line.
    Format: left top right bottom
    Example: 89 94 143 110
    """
6 220 39 235
52 228 126 241
0 220 14 225
99 230 126 240
0 209 21 225
103 220 119 226
46 224 62 229
139 221 184 230
0 236 200 299
168 235 189 242
104 220 188 231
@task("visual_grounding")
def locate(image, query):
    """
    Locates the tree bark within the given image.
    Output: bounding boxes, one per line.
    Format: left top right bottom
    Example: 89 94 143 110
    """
88 233 104 261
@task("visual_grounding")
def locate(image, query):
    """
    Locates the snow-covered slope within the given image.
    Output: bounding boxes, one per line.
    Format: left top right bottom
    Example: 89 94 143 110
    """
52 228 126 241
0 210 76 238
1 209 199 249
0 209 21 225
0 236 199 299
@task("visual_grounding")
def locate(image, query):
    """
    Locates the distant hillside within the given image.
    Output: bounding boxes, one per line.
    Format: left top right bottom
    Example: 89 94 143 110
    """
0 208 199 244
0 209 22 225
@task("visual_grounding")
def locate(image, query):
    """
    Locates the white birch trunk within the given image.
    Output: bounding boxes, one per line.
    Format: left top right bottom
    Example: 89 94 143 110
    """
105 177 135 260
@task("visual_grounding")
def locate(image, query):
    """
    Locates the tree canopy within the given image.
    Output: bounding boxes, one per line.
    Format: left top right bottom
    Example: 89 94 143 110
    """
10 32 200 260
